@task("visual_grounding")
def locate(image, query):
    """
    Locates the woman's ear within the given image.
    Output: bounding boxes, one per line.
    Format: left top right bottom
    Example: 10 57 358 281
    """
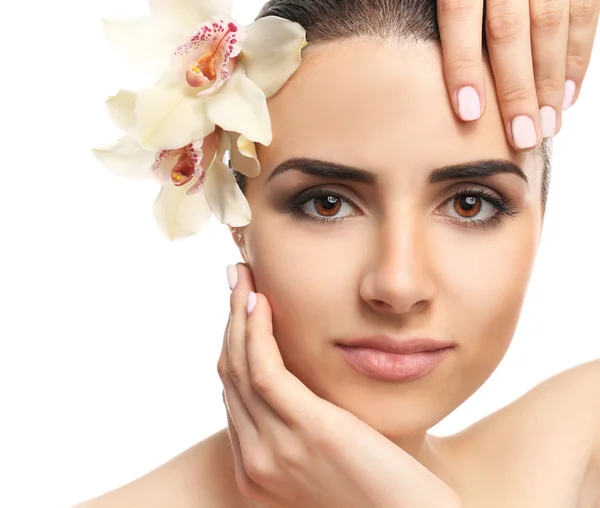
229 226 249 262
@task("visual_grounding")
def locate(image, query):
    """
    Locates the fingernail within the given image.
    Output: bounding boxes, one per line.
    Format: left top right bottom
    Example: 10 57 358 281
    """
510 115 538 149
539 106 556 138
227 265 238 290
562 80 576 110
247 292 257 315
457 86 481 121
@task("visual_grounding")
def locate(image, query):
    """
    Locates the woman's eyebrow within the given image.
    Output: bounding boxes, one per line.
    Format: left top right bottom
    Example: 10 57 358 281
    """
267 158 377 184
266 158 528 186
429 159 528 185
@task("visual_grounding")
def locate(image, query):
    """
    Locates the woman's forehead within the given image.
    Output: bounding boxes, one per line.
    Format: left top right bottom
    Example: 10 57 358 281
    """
260 39 529 180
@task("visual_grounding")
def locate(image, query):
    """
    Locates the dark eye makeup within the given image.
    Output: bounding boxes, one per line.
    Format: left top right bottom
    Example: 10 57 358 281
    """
284 186 519 231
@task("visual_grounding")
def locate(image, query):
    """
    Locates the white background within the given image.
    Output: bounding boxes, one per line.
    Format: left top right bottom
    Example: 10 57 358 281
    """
0 1 598 507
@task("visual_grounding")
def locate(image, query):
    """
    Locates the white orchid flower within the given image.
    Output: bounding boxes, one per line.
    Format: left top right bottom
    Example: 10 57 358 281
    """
95 0 307 240
102 0 307 151
94 90 260 240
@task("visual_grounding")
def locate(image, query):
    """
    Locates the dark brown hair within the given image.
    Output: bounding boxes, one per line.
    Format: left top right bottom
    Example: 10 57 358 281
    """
233 0 552 212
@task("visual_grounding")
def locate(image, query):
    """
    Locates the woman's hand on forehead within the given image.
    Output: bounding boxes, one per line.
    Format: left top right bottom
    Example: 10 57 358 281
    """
437 0 599 150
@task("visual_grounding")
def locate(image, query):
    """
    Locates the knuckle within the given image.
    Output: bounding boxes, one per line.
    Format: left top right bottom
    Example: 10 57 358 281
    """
229 360 246 386
446 55 480 74
438 0 478 14
497 82 535 104
570 0 597 26
535 77 565 99
246 450 276 484
251 371 276 396
487 11 524 43
531 1 565 30
567 52 588 73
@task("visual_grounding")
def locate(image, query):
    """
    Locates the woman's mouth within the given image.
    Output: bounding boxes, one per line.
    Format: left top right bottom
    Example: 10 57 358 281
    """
336 339 454 382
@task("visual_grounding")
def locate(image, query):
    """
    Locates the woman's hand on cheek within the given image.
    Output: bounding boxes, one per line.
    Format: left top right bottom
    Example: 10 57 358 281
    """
216 263 462 508
438 0 599 150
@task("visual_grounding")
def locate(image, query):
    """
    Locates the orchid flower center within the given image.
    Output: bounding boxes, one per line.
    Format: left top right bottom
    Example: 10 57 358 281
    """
185 23 239 88
171 147 196 186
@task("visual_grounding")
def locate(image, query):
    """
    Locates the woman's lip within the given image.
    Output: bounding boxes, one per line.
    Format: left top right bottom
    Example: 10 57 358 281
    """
336 336 455 354
336 345 452 382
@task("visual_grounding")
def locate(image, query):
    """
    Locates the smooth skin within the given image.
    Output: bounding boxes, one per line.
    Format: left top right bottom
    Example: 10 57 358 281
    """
217 264 461 507
438 0 599 148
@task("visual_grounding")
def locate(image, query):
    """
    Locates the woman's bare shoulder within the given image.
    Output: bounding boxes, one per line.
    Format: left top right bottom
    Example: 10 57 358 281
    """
504 358 600 437
73 429 235 508
446 359 600 483
458 358 600 447
438 359 600 506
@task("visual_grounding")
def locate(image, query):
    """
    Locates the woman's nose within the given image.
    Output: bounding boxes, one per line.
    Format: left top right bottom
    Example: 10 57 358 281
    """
359 218 437 315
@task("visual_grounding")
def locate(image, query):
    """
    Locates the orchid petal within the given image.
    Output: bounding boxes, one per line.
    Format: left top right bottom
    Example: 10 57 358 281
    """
203 134 251 226
135 80 215 151
151 148 183 185
205 64 271 146
149 0 233 35
92 135 156 181
102 17 185 77
106 90 137 134
153 178 212 241
239 16 306 98
186 132 219 194
171 17 245 96
228 132 260 178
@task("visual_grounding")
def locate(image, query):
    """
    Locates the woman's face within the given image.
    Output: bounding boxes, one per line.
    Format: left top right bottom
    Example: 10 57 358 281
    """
237 39 544 438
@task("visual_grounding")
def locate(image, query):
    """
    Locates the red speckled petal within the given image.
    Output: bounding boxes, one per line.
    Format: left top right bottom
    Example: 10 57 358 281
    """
171 17 245 95
186 131 219 194
151 148 183 184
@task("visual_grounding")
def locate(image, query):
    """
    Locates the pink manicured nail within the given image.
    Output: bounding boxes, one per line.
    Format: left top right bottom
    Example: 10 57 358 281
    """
457 86 481 121
511 115 538 149
247 292 257 314
227 265 238 290
563 80 576 110
539 106 556 138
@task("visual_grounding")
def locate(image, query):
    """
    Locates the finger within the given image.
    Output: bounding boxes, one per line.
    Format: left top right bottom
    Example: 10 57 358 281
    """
227 262 255 395
223 391 267 500
530 0 570 137
564 0 600 109
220 315 258 437
486 0 542 150
437 0 487 121
246 291 328 429
228 264 282 428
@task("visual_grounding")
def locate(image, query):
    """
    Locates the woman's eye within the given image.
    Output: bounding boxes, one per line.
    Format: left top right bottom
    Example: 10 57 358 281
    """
441 193 497 222
300 194 357 221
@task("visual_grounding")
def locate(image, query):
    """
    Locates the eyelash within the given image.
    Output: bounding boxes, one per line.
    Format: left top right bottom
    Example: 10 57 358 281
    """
286 187 519 231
